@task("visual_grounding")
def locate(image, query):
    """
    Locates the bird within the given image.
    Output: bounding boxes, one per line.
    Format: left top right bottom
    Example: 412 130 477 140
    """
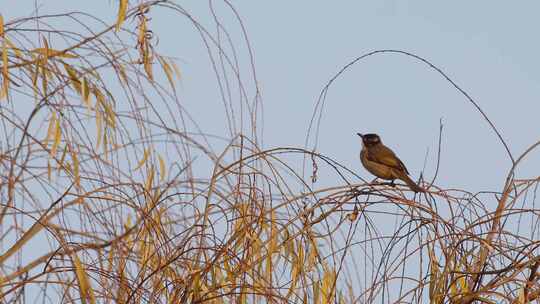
357 133 424 193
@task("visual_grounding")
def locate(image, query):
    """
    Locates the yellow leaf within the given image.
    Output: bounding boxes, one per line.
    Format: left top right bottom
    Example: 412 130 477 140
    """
73 254 96 304
125 214 132 229
72 150 80 188
313 281 321 304
101 101 116 128
63 63 81 94
0 15 4 37
135 148 150 170
51 117 61 156
40 63 48 97
56 51 78 58
30 62 38 99
138 236 149 270
64 162 72 174
321 265 336 304
45 112 57 144
517 287 525 304
144 60 153 81
266 210 277 282
307 238 319 271
450 277 458 296
159 56 175 89
137 16 147 45
297 241 304 267
286 261 299 299
107 248 114 274
158 154 166 181
145 166 154 195
1 16 8 100
93 86 106 105
41 37 49 63
5 39 23 59
95 109 103 149
116 0 128 32
82 77 90 107
124 215 133 250
117 63 128 84
91 87 107 113
170 60 181 79
31 48 77 58
103 133 108 158
59 144 69 170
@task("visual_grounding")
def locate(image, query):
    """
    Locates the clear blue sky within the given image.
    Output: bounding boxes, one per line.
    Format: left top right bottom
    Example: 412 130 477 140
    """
6 1 539 191
174 1 540 192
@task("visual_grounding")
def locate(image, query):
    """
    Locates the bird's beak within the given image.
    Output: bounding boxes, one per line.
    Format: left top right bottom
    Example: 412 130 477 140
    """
356 133 363 138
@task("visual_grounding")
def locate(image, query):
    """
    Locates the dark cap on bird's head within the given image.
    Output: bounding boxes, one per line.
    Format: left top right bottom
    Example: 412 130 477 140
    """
357 133 381 146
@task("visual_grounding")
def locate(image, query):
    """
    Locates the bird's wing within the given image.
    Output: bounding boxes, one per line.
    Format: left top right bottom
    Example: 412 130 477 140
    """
368 145 410 174
397 158 410 175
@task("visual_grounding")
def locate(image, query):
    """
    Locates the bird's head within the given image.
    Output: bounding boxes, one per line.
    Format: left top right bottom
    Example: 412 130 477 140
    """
357 133 381 147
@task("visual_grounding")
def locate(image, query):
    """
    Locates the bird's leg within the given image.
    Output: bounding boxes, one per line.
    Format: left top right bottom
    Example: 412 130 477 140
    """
371 178 396 188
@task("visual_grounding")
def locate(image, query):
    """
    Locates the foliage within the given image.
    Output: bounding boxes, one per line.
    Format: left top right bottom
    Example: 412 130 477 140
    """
0 1 539 303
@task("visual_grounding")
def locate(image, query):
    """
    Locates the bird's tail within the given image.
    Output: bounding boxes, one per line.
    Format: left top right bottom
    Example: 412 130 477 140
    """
398 173 424 193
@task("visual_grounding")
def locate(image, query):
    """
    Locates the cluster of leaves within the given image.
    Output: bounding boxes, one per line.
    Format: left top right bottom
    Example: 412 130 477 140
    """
0 1 539 304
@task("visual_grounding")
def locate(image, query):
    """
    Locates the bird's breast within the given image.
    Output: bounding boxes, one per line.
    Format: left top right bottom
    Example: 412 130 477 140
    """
360 148 396 180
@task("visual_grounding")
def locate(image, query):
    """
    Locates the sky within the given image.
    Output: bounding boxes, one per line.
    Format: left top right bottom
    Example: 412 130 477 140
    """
171 1 540 192
5 0 540 191
3 0 540 301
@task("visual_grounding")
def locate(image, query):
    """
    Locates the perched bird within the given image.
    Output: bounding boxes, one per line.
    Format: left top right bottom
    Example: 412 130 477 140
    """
357 133 424 193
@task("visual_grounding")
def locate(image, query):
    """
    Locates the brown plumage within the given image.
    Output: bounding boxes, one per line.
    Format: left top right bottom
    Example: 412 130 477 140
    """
357 133 424 193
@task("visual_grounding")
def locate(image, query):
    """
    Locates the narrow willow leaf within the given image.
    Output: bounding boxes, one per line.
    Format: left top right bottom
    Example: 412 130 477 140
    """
40 63 48 97
135 148 150 170
0 15 4 37
159 56 175 89
51 117 61 156
73 254 96 304
82 77 90 108
58 145 69 171
103 133 108 158
314 281 321 304
63 63 81 94
144 59 153 81
321 266 336 304
117 63 128 84
72 149 80 188
41 37 49 62
158 154 166 181
115 0 128 32
145 166 154 196
1 15 8 100
170 60 181 79
5 39 22 59
95 109 103 149
31 48 77 58
101 100 116 128
286 260 299 299
45 112 57 144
